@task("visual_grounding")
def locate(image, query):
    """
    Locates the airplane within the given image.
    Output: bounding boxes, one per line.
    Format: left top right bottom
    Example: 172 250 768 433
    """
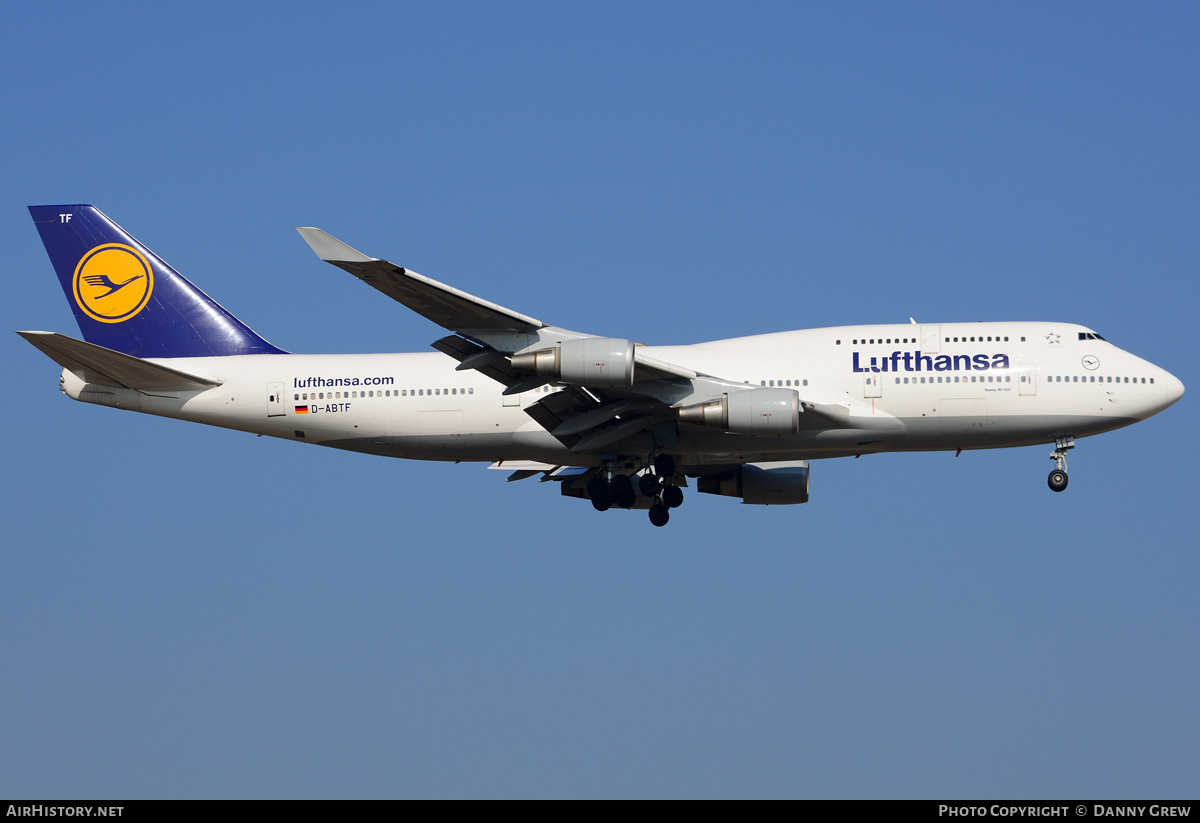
20 205 1185 527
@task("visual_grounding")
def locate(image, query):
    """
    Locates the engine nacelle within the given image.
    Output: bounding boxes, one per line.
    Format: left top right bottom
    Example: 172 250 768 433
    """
510 337 635 387
676 388 800 435
697 461 810 505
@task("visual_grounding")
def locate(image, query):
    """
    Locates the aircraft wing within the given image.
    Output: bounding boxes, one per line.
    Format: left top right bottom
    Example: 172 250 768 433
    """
298 226 704 384
296 227 844 452
295 228 544 333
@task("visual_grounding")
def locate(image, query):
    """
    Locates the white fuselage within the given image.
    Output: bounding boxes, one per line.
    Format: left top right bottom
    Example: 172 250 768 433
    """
60 321 1184 467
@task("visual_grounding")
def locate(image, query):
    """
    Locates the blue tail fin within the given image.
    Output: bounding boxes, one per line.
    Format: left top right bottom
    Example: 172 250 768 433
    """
29 205 285 357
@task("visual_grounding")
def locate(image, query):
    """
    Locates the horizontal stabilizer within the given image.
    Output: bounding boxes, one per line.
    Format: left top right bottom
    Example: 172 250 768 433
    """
17 331 222 391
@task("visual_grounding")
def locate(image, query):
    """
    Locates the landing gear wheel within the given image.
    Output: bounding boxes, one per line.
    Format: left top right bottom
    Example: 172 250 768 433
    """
610 474 636 509
639 472 661 497
648 503 670 527
1048 469 1068 493
661 484 684 509
587 475 612 511
653 453 675 479
586 475 609 499
1047 436 1074 494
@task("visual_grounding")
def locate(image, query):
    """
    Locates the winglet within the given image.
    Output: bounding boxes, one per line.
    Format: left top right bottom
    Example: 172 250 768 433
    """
295 227 375 263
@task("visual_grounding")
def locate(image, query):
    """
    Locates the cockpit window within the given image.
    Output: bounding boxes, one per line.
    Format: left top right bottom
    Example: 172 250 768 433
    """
1078 332 1107 341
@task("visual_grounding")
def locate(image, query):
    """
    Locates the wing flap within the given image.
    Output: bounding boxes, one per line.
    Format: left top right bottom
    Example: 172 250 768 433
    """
569 415 669 453
17 331 222 391
430 335 530 389
524 390 585 448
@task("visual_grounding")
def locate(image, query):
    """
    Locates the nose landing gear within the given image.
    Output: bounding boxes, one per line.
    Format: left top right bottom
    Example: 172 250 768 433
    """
1048 436 1074 493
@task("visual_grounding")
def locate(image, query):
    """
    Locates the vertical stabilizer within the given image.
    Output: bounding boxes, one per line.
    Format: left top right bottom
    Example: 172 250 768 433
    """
29 205 285 357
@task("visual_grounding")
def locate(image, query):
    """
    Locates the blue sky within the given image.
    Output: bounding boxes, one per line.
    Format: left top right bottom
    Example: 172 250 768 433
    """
2 2 1197 799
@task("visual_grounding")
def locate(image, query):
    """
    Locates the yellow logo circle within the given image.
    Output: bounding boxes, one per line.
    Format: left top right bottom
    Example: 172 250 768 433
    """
72 244 154 323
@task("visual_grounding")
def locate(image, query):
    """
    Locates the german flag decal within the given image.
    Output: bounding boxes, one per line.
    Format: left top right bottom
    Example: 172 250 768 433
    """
294 406 309 414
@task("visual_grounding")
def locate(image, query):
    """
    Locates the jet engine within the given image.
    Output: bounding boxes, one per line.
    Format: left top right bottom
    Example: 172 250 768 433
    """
697 461 810 505
676 388 801 435
510 337 635 387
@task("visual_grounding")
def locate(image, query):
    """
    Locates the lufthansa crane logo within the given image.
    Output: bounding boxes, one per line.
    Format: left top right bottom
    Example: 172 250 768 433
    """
72 244 154 323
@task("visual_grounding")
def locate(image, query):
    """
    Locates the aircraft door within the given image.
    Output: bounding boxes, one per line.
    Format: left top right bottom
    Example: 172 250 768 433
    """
266 382 286 417
864 374 882 398
1018 363 1037 396
921 325 941 353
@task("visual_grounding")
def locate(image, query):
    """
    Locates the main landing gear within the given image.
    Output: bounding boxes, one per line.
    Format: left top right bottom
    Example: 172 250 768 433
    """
1047 436 1074 493
645 453 683 527
587 472 635 511
587 453 685 526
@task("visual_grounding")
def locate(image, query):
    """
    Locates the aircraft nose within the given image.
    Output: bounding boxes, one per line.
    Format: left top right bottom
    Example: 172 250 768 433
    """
1163 370 1185 408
